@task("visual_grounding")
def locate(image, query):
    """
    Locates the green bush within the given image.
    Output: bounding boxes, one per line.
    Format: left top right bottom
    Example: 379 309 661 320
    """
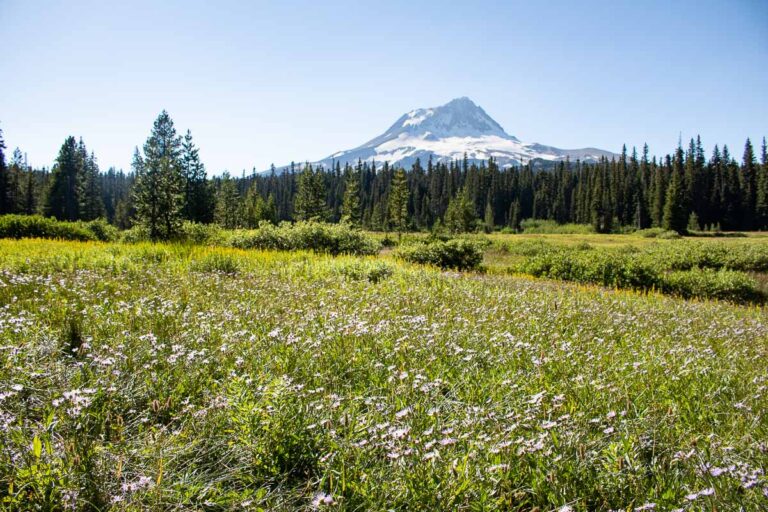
180 221 225 245
660 268 763 303
0 215 96 241
635 227 667 238
657 230 682 240
516 247 765 303
228 221 380 256
516 250 659 289
82 219 119 241
396 239 483 271
520 219 594 234
336 261 395 283
120 225 151 244
190 252 241 274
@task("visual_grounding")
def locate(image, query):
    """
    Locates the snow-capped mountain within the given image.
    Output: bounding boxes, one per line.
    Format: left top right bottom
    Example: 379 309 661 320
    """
310 97 615 169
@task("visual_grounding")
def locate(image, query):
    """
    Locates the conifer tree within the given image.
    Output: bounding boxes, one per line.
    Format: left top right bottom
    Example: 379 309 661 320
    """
741 139 757 229
508 199 521 232
21 170 36 215
133 111 184 239
756 137 768 230
663 146 688 233
341 168 362 225
484 200 494 233
294 165 328 220
388 168 409 235
180 130 213 223
79 152 106 221
214 172 241 228
44 136 82 220
721 145 742 230
0 128 11 215
444 188 477 233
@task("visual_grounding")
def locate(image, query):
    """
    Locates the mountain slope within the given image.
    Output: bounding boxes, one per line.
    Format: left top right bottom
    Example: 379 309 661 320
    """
310 97 615 169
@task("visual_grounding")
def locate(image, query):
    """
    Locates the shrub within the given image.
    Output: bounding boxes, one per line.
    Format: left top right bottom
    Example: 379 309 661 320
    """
635 227 667 238
396 239 483 271
229 221 380 256
661 268 763 303
82 219 119 242
336 261 395 283
190 252 241 274
517 250 660 290
520 219 594 234
657 230 682 240
120 225 151 244
180 221 225 245
0 215 95 241
504 239 556 257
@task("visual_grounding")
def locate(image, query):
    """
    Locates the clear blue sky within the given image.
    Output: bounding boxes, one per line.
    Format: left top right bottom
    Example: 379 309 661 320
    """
1 0 766 173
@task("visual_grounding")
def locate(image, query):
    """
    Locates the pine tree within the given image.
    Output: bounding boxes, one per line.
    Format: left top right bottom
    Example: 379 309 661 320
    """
663 146 688 233
180 130 213 223
388 168 409 235
508 199 521 232
214 172 242 228
741 139 758 230
341 168 362 226
756 137 768 230
22 170 36 215
444 188 477 233
650 157 666 227
591 163 612 233
79 152 106 220
44 137 82 220
721 145 742 230
293 165 328 220
0 128 11 214
483 200 494 233
133 111 184 239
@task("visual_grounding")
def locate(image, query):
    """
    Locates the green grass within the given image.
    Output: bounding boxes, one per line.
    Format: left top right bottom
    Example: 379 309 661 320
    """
0 239 767 510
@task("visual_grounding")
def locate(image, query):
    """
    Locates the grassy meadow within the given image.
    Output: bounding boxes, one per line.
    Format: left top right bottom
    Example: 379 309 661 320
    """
1 238 767 510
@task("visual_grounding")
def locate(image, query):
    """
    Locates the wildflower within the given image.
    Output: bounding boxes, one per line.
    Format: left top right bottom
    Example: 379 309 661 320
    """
311 492 336 508
395 407 411 419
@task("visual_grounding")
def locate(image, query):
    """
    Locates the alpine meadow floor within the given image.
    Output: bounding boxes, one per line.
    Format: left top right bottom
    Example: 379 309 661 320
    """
1 240 767 510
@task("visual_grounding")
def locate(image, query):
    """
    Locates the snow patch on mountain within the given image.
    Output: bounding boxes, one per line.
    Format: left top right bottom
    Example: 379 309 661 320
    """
292 97 615 170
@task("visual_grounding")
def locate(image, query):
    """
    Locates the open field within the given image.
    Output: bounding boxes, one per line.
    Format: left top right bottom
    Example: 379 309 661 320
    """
1 239 767 510
481 232 768 270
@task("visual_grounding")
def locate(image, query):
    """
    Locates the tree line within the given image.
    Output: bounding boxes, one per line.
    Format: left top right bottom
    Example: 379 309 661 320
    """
1 111 766 238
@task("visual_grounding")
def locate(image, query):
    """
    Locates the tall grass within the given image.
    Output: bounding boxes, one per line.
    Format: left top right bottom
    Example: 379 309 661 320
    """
0 239 766 510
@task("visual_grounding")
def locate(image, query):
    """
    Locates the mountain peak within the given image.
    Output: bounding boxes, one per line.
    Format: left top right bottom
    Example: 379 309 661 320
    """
376 97 509 144
307 98 616 170
446 96 477 106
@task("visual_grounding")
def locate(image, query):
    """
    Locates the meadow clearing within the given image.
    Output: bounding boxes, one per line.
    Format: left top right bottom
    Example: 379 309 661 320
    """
1 237 767 510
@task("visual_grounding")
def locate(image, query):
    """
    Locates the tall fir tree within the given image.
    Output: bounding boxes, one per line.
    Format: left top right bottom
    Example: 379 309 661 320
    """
663 145 689 233
388 168 409 235
133 111 184 239
43 137 82 220
444 187 477 233
180 130 214 223
341 168 362 225
214 172 242 228
756 137 768 230
741 139 757 229
79 152 106 220
0 128 11 214
293 165 328 220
